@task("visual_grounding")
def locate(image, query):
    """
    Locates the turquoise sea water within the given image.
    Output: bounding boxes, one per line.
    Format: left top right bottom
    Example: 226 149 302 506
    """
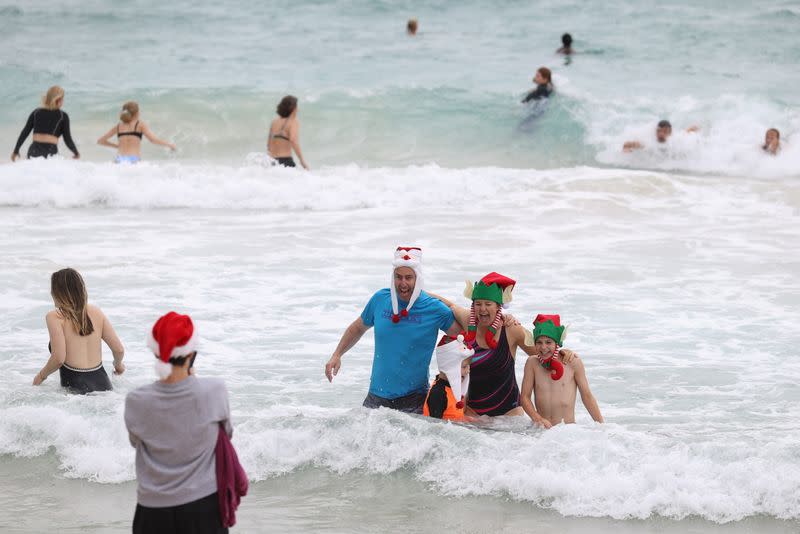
1 1 799 532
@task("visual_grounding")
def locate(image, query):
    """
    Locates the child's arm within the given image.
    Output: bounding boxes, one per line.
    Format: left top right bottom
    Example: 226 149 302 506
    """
573 359 604 423
520 357 552 429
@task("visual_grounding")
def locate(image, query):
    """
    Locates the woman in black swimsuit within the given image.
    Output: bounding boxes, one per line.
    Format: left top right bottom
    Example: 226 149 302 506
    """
267 95 310 169
33 268 125 394
431 273 575 417
11 86 80 161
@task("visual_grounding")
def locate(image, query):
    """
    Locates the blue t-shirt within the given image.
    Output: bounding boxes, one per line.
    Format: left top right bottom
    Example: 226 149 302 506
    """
361 289 455 399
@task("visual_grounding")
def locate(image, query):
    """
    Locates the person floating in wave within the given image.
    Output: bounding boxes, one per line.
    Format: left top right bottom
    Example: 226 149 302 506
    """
423 334 474 421
762 128 781 155
520 315 603 428
267 95 310 170
622 119 699 152
407 18 418 35
556 33 573 55
11 86 80 161
521 67 554 103
33 268 125 394
97 101 177 163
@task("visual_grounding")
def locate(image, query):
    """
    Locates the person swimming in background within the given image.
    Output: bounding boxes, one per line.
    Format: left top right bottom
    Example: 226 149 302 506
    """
267 95 310 170
521 67 554 103
557 33 573 55
407 18 418 35
11 86 80 161
763 128 780 155
97 101 176 163
33 268 125 394
623 119 699 152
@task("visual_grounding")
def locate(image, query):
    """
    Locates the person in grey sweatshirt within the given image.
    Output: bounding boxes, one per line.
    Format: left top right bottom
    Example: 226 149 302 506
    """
125 311 233 534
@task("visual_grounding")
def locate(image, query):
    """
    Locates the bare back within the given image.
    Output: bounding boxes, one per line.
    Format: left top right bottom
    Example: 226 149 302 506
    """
116 121 143 157
267 117 295 158
531 357 579 424
49 305 123 369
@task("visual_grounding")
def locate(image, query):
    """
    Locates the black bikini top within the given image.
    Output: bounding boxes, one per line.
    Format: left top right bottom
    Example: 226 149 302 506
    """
117 121 143 139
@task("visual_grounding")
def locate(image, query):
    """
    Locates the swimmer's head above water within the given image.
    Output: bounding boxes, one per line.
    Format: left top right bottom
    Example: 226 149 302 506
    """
534 67 552 87
763 128 780 155
656 120 672 143
407 18 418 35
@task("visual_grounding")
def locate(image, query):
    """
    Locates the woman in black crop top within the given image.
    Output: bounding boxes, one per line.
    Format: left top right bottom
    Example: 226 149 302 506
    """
11 86 80 161
97 101 176 163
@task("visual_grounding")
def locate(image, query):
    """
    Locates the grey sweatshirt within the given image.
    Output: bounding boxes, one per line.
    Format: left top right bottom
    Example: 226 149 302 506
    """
124 375 232 507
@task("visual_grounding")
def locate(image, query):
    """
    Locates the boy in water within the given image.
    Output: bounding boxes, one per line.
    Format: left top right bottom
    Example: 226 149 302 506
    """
520 315 603 428
423 335 474 421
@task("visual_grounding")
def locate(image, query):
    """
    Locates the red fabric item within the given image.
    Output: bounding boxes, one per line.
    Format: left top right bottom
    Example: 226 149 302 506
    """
215 425 248 528
533 314 561 327
479 272 516 290
151 312 194 362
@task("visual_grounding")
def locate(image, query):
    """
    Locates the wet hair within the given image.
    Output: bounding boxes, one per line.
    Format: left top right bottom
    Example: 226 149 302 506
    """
562 33 572 47
166 352 196 368
407 19 418 34
657 120 672 130
51 268 94 336
42 86 65 110
120 101 139 123
276 95 298 118
537 67 553 85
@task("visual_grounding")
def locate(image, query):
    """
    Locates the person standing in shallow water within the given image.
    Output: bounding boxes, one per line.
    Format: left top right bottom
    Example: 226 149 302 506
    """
325 247 461 413
267 95 310 169
522 67 554 103
557 33 573 55
97 101 176 163
125 312 233 534
33 268 124 394
11 86 80 161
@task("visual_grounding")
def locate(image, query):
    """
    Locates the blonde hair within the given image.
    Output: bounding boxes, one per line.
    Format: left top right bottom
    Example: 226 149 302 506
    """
51 268 94 336
42 86 64 110
120 101 139 124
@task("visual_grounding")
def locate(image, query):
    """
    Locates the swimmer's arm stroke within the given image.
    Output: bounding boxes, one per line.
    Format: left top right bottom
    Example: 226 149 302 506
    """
520 357 552 429
290 122 310 170
141 122 176 151
325 317 371 382
573 358 603 423
99 308 125 375
34 311 67 385
97 126 119 149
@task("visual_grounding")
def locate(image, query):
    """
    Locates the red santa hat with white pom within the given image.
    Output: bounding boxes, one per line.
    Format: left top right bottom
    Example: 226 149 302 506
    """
389 246 423 324
147 311 198 379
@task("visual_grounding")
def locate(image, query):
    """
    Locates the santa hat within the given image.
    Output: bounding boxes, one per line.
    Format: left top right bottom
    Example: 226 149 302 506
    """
436 334 475 409
147 311 198 379
462 272 515 349
389 246 423 324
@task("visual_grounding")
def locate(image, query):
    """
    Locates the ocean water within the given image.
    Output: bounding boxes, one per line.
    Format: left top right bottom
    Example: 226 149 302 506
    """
1 0 799 532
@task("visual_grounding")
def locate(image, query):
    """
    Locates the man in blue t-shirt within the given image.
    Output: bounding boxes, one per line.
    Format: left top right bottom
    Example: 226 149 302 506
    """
325 247 461 413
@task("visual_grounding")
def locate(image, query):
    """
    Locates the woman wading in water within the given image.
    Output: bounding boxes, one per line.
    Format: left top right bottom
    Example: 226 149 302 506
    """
33 268 125 394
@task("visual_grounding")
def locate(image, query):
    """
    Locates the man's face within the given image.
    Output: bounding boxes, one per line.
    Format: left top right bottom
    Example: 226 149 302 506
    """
535 336 557 357
394 267 416 300
656 125 672 143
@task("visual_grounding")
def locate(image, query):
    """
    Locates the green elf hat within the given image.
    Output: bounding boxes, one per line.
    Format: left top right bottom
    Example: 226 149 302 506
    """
530 314 567 346
462 272 515 349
